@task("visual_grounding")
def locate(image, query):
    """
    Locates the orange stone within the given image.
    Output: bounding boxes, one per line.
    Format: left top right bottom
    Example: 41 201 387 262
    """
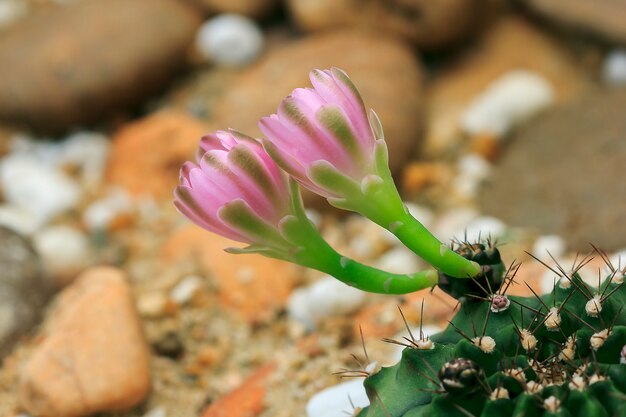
200 363 275 417
401 162 450 195
106 110 210 199
161 225 301 323
19 267 151 417
470 134 501 162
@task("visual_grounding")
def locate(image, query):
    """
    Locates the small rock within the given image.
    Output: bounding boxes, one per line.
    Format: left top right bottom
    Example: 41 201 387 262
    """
212 31 425 180
603 50 626 85
458 153 491 180
0 227 49 358
152 330 184 359
306 379 369 417
433 208 479 242
33 225 91 286
288 276 368 330
287 0 499 50
523 0 626 44
453 153 492 199
402 162 452 195
191 0 278 19
169 275 203 305
532 235 566 258
58 131 110 188
200 364 274 417
1 153 81 227
405 203 435 230
456 216 506 243
19 267 151 417
0 204 39 235
82 188 133 231
0 0 28 29
0 0 201 133
426 16 591 156
375 247 422 274
195 14 264 67
161 226 299 323
106 111 210 199
136 291 169 319
143 407 167 417
460 70 554 137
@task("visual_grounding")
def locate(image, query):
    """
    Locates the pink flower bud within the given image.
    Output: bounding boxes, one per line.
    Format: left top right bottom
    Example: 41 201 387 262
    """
259 67 387 199
174 130 292 248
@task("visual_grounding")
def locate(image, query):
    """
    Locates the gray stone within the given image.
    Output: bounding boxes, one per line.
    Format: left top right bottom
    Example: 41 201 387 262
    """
0 226 50 357
479 88 626 251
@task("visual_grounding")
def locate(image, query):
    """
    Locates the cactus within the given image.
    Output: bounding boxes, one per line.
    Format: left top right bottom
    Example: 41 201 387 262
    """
171 68 626 416
356 243 626 417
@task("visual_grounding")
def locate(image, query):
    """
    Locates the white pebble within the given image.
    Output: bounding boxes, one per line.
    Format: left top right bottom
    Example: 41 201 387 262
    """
82 188 133 231
306 379 369 417
170 276 203 305
456 216 506 242
0 0 28 28
195 14 264 67
603 50 626 85
404 202 434 230
33 225 91 280
288 276 368 330
451 216 505 243
532 235 566 258
375 247 421 274
1 154 81 226
137 292 168 318
143 407 167 417
457 154 491 181
59 131 110 187
0 204 41 235
433 208 478 242
461 70 554 137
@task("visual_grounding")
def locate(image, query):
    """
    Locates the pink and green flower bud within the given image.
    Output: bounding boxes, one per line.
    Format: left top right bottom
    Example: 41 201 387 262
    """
259 68 480 279
174 130 295 255
259 67 390 203
174 129 439 294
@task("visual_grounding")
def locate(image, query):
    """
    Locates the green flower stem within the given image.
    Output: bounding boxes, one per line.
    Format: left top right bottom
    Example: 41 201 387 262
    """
350 181 481 279
274 179 439 294
391 210 481 279
293 243 439 294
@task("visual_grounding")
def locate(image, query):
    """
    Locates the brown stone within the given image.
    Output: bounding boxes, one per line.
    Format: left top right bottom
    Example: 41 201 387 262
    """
161 225 301 323
212 31 425 180
425 16 592 156
524 0 626 44
479 87 626 251
19 267 150 417
287 0 502 50
106 111 210 199
200 363 275 417
0 0 201 134
190 0 278 19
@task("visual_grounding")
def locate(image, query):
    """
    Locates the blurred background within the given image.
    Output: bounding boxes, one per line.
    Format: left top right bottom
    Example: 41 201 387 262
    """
0 0 625 416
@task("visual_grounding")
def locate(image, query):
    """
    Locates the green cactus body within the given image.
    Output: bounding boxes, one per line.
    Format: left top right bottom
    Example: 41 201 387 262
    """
357 244 626 417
